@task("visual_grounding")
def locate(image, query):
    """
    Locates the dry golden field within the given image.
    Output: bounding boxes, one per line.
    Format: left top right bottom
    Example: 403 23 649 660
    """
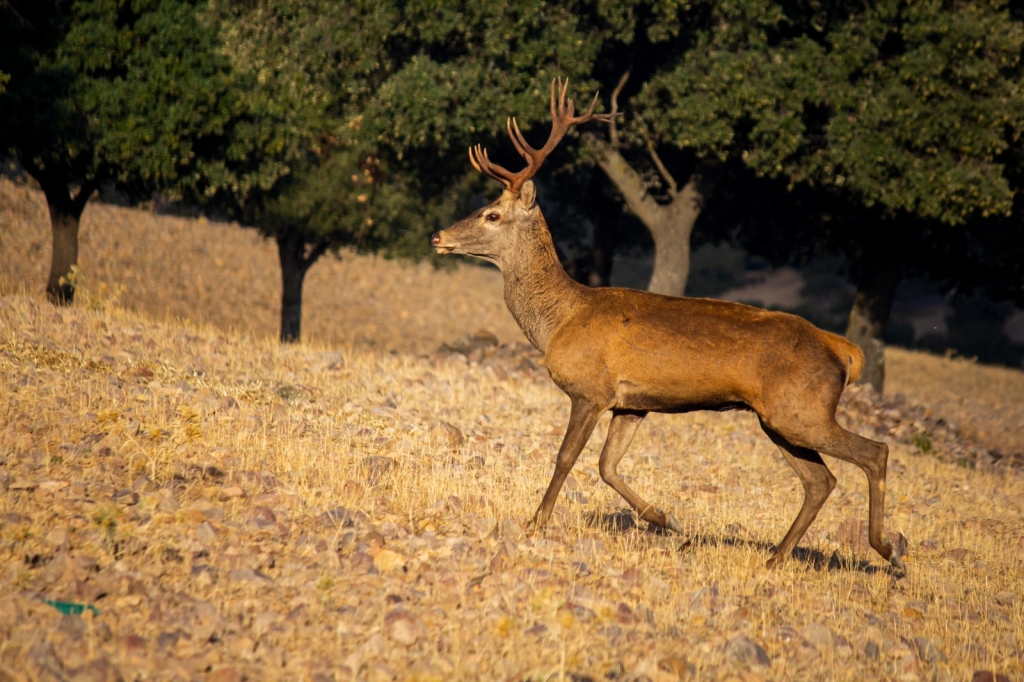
1 180 1023 681
3 177 1023 457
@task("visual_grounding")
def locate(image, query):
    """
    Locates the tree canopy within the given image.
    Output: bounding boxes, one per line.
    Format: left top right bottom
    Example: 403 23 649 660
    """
591 0 1024 388
0 0 279 303
200 0 615 340
3 0 1022 377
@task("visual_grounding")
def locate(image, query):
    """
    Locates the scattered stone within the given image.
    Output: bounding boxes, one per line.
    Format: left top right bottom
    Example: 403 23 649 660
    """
723 522 755 542
658 656 694 678
113 489 139 505
218 486 245 501
383 608 425 646
724 635 771 667
944 547 973 562
373 549 406 573
208 667 242 682
247 506 277 528
8 479 37 491
361 456 395 484
121 634 147 658
972 673 1011 682
191 565 218 587
524 623 548 637
44 527 70 549
227 569 274 586
558 602 596 623
994 591 1015 606
429 422 465 451
196 521 218 546
912 637 947 664
318 506 356 528
494 517 524 541
155 489 179 513
132 475 155 492
252 491 280 507
1 512 29 525
68 657 117 682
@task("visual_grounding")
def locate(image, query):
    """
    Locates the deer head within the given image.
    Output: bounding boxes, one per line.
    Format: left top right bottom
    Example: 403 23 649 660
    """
431 79 615 269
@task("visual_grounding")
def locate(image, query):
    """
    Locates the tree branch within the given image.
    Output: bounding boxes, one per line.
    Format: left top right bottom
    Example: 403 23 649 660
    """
608 71 630 149
71 178 99 216
303 238 330 270
646 140 678 196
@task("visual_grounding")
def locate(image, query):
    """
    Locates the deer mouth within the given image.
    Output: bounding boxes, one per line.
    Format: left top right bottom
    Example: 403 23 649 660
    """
434 245 456 255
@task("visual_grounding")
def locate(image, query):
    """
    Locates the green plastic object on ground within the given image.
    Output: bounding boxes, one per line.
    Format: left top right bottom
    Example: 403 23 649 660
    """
43 599 99 616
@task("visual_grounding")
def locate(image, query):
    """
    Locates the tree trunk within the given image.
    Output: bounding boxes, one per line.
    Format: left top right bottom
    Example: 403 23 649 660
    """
647 220 692 296
582 172 617 287
37 180 92 305
845 264 902 393
592 143 707 297
276 232 330 343
277 234 308 343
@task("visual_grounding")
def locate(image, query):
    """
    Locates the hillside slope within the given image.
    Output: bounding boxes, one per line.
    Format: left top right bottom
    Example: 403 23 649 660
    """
3 178 1022 457
0 179 526 353
1 290 1023 678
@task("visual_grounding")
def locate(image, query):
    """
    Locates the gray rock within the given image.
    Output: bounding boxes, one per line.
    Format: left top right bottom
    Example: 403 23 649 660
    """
196 521 218 546
800 622 834 650
724 634 771 667
994 591 1015 606
227 568 273 585
913 636 947 664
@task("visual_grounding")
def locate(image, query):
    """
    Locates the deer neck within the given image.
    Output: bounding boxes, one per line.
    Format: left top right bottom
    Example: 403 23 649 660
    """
500 220 582 354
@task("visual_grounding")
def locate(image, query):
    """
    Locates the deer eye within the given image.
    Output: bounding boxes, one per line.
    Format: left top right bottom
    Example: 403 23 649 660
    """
485 213 500 222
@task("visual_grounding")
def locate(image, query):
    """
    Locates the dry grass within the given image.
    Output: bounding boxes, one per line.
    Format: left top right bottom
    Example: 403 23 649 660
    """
0 181 1022 680
0 178 525 353
3 178 1020 458
887 347 1024 455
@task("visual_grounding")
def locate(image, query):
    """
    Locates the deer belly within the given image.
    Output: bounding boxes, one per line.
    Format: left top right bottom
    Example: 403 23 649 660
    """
613 379 747 413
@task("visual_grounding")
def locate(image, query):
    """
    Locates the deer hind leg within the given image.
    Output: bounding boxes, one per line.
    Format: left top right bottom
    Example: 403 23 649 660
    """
769 415 902 571
597 410 682 533
819 425 903 570
761 424 836 568
530 398 603 531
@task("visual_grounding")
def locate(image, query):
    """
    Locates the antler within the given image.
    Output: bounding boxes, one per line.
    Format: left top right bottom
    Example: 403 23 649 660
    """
469 78 617 193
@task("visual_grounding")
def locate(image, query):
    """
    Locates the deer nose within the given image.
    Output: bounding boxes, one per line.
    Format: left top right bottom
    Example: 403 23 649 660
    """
430 232 441 246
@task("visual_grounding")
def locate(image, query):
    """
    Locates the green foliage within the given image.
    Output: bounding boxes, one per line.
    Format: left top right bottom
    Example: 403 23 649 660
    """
0 0 278 199
207 0 620 260
639 0 1024 225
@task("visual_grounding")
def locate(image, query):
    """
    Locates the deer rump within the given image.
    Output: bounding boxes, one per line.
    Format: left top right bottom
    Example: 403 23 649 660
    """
544 288 863 416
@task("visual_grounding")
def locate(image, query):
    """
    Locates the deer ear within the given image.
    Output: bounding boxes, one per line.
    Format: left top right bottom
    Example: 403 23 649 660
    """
517 181 537 210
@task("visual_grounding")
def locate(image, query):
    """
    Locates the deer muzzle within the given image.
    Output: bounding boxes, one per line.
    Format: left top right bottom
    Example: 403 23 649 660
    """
431 230 457 254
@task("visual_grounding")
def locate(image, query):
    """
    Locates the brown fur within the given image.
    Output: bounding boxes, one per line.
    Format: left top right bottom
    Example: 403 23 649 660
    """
432 85 902 571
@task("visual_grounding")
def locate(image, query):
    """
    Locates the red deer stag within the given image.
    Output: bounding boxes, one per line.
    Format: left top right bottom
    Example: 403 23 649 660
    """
431 79 903 571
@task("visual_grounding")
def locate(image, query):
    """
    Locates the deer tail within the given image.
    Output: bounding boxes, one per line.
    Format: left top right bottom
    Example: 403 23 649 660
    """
824 333 864 386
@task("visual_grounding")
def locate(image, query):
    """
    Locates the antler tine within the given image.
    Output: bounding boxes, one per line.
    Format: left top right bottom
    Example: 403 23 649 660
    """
468 145 483 174
469 144 521 190
507 117 531 162
468 78 616 193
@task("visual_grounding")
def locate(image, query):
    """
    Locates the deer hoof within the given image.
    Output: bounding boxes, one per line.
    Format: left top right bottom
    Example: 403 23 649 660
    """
664 513 684 535
889 551 907 575
765 548 789 569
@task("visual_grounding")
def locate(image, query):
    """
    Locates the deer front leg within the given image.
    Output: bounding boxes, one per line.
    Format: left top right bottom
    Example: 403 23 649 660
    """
598 410 683 533
530 398 603 530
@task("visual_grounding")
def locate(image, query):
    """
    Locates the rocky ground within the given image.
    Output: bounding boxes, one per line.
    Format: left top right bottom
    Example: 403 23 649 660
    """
1 294 1022 681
